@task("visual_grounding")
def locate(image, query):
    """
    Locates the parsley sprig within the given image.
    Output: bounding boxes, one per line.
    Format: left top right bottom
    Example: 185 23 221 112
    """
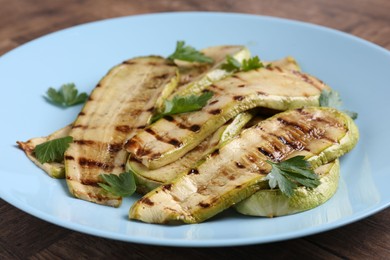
221 55 264 72
319 89 358 119
168 41 214 64
151 91 214 123
265 156 321 197
45 83 88 107
34 136 73 164
98 171 136 197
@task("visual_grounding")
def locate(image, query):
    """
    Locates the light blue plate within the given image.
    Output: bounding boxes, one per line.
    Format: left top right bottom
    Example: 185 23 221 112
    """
1 12 389 247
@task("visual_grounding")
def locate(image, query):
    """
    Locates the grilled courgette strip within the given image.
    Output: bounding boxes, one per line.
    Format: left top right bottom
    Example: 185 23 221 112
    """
64 56 179 207
126 67 330 170
129 107 359 224
172 45 251 97
17 125 72 178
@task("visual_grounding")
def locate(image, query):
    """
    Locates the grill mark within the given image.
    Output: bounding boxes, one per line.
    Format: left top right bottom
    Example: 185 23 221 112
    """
72 124 88 130
95 83 101 88
115 125 133 133
108 143 123 153
259 168 269 175
210 149 219 157
168 138 182 147
162 184 172 191
80 179 100 187
153 73 169 79
276 135 304 151
235 161 246 169
277 118 305 132
140 197 154 206
257 147 275 160
238 84 246 88
198 202 210 208
257 91 268 96
209 109 221 115
165 116 175 122
209 84 224 91
88 96 93 101
177 122 188 129
65 155 75 160
188 168 199 175
78 157 114 171
274 66 283 73
123 60 137 65
124 138 137 150
145 128 182 147
145 128 156 135
78 111 86 116
209 100 219 105
74 139 95 145
292 70 322 90
231 74 243 80
246 154 256 163
233 95 244 101
146 106 155 112
189 124 201 132
137 125 147 129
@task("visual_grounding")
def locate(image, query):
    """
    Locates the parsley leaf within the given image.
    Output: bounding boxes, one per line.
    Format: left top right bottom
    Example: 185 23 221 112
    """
241 56 264 71
98 171 136 197
265 156 321 197
221 55 264 72
151 91 214 122
168 41 214 63
34 136 73 164
220 55 242 72
319 89 358 119
45 83 88 107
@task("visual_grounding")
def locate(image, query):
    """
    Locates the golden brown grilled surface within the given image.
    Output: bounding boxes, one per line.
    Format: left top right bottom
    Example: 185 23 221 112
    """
64 56 179 207
125 67 331 170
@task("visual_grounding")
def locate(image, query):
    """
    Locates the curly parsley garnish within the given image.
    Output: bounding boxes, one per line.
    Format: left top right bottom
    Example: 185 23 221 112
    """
168 41 214 64
45 83 88 107
221 55 264 72
34 136 73 164
265 156 321 197
319 89 358 119
98 171 137 197
151 91 214 123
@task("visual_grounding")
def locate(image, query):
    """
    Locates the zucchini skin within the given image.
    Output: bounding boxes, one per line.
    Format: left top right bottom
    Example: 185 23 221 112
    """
129 107 359 224
126 67 331 170
64 56 179 207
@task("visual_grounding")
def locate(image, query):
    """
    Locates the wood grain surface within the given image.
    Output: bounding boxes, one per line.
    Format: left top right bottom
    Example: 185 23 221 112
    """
1 0 389 259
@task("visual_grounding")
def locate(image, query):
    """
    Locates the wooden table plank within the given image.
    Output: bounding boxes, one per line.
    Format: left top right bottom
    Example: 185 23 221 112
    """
1 0 389 258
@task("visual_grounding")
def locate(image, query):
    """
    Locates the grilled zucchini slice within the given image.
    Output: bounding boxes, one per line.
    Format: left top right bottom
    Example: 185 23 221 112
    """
125 67 330 170
235 159 340 217
129 107 359 224
173 45 250 96
64 56 179 207
17 125 72 178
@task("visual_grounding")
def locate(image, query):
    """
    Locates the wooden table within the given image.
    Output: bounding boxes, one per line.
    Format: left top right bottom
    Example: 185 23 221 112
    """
1 0 389 258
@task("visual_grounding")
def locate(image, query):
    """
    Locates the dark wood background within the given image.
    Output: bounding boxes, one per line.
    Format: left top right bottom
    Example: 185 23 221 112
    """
1 0 389 259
